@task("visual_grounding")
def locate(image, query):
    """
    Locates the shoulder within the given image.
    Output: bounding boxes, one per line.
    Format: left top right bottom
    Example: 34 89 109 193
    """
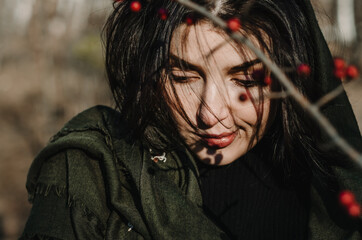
26 106 139 232
22 105 141 238
54 105 126 140
26 105 139 197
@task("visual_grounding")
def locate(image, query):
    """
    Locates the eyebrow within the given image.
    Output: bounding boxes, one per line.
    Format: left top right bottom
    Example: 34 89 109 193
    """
169 54 261 75
227 59 262 74
169 54 204 74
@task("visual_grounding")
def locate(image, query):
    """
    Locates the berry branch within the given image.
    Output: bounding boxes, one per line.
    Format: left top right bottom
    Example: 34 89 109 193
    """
176 0 362 168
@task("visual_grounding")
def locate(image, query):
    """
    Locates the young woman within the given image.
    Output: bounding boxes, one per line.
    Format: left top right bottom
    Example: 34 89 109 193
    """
21 0 362 239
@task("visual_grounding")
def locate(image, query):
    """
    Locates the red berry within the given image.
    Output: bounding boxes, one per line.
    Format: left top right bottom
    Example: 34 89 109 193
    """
334 68 346 79
345 65 359 79
334 57 346 71
185 17 194 25
297 63 311 77
339 190 356 207
158 8 168 20
227 18 241 32
348 203 361 217
251 69 271 85
264 76 272 85
130 1 141 12
239 93 248 101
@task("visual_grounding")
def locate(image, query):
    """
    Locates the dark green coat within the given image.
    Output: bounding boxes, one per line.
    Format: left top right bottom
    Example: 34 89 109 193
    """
20 106 362 240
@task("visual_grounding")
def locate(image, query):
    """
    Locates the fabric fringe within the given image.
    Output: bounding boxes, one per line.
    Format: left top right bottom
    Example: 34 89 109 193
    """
67 195 88 217
28 183 66 202
29 183 97 219
19 233 63 240
28 183 105 233
67 193 106 234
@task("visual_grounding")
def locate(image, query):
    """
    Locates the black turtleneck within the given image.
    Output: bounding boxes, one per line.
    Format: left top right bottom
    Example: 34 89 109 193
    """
197 151 310 240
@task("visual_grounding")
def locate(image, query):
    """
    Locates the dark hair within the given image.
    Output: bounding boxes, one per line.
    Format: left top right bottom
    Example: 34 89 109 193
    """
103 0 330 181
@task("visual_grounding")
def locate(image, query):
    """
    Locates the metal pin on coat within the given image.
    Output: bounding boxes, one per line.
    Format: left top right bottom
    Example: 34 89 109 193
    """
150 149 167 163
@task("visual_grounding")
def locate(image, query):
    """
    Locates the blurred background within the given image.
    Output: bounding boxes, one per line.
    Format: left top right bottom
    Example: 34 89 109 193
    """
0 0 361 239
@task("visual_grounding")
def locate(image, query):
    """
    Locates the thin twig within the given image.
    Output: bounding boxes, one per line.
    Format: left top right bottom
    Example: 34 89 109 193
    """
315 84 344 108
267 91 289 99
177 0 362 168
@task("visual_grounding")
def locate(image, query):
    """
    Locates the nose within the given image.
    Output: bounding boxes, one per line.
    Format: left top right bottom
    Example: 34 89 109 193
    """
197 81 229 129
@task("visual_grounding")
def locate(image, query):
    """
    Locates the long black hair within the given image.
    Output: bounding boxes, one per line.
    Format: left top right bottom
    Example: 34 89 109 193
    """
103 0 332 181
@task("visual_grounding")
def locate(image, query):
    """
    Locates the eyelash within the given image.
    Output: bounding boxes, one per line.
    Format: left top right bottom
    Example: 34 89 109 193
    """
231 75 260 88
170 73 263 87
170 74 200 83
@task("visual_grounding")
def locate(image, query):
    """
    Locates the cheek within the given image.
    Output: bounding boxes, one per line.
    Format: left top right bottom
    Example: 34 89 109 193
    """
233 105 258 125
229 88 258 123
229 87 270 126
175 86 198 114
261 100 271 126
165 83 200 124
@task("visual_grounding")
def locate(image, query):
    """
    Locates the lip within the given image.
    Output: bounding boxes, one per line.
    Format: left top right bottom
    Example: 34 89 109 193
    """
200 132 236 148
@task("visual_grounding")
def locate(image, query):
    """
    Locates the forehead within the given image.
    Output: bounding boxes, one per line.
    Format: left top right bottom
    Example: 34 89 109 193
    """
170 22 258 66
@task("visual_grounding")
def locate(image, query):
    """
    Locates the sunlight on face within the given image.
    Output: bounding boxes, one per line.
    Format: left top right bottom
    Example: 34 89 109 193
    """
167 22 270 165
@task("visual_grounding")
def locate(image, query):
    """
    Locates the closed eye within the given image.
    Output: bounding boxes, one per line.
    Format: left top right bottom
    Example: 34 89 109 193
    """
170 71 201 83
231 76 259 88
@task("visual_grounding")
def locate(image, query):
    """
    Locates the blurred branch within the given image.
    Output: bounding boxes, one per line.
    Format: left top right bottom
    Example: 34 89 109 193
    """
315 84 344 108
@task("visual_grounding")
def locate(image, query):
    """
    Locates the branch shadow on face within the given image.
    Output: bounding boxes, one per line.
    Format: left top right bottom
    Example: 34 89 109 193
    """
186 89 267 166
190 140 224 165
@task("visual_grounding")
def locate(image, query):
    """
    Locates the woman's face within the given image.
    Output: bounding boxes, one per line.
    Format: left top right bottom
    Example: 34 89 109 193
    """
166 22 270 165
